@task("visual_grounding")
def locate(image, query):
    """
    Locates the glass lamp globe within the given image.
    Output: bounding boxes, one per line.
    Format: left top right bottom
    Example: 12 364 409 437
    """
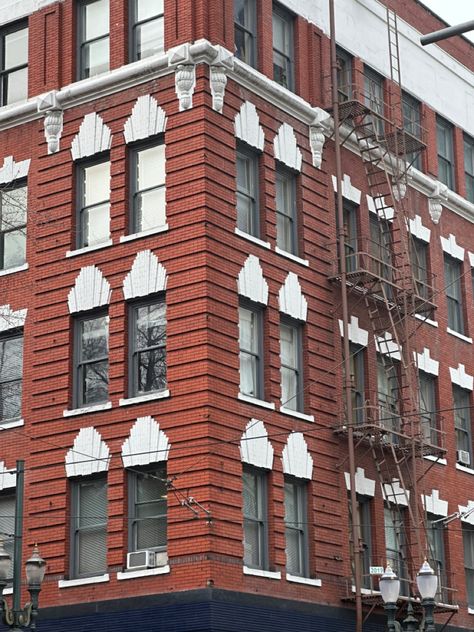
379 563 400 604
416 560 438 600
25 544 46 587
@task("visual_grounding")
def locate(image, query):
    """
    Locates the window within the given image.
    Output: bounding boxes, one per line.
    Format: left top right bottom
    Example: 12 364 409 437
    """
77 159 110 248
238 303 262 399
242 466 267 569
337 199 358 272
280 320 302 412
402 92 422 169
349 495 372 589
78 0 109 79
234 0 256 68
236 145 259 237
426 513 446 602
364 66 384 135
464 134 474 204
275 167 297 255
370 215 392 297
284 477 308 577
74 312 109 407
0 332 23 423
272 4 293 90
0 22 28 106
436 116 455 190
71 476 107 578
129 465 167 553
130 143 166 234
384 506 407 595
410 236 430 302
454 386 472 465
348 343 365 424
377 354 400 442
419 372 437 446
336 47 352 102
0 493 15 580
130 0 164 61
0 182 27 271
463 523 474 609
444 255 464 334
129 299 166 397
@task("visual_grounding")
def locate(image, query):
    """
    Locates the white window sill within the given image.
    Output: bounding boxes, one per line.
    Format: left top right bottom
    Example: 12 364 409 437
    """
117 565 170 580
286 574 321 587
456 463 474 475
0 418 24 430
120 224 169 243
275 247 309 267
415 314 438 327
238 393 275 410
351 585 381 596
447 328 472 344
2 587 12 595
234 228 271 249
424 455 447 465
468 607 474 615
66 239 113 258
119 390 170 406
63 402 112 417
0 263 28 277
243 566 281 580
280 407 314 422
58 574 110 588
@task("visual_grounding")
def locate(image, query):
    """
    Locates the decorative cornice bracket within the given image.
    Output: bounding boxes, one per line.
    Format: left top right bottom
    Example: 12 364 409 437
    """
37 90 63 154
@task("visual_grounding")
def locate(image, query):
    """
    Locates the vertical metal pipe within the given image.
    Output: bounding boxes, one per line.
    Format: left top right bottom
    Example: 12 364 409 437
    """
13 460 24 617
328 3 362 631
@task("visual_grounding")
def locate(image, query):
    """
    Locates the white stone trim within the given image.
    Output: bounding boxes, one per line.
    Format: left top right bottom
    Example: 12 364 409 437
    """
71 113 112 160
449 364 473 391
234 228 271 249
0 462 16 490
58 574 110 588
119 224 169 243
440 234 464 261
282 432 313 480
121 416 170 468
124 95 167 144
274 247 309 267
408 215 430 243
309 121 328 169
243 566 281 580
367 194 393 221
119 390 170 407
422 489 448 518
469 252 474 268
279 407 314 423
68 266 111 314
375 332 402 361
0 305 27 332
63 402 112 417
331 174 361 204
238 393 275 410
338 316 369 348
415 314 438 328
65 427 111 478
447 329 472 344
123 250 167 300
344 467 375 498
0 419 24 431
0 155 30 184
459 501 474 526
286 574 321 587
234 101 264 152
278 273 307 322
240 420 274 470
66 239 113 258
424 455 447 466
237 255 268 305
117 565 170 580
273 123 302 172
0 264 28 277
381 479 410 507
456 464 474 476
413 348 439 376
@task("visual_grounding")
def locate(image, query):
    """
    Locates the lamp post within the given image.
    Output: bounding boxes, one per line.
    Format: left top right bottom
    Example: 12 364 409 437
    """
379 561 439 632
0 540 46 631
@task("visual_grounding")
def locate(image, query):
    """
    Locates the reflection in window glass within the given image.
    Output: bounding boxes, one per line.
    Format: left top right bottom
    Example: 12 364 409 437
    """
132 0 164 60
79 0 109 79
79 161 110 248
131 300 167 396
0 184 27 270
1 25 28 105
132 145 166 233
76 314 109 406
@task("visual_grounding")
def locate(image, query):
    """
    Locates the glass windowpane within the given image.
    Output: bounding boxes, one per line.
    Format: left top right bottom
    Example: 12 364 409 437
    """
137 19 164 58
4 28 28 68
84 0 109 39
84 162 110 206
136 0 164 21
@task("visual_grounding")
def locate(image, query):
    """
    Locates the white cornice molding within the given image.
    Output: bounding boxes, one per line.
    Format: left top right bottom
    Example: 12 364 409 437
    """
65 427 110 478
121 416 170 468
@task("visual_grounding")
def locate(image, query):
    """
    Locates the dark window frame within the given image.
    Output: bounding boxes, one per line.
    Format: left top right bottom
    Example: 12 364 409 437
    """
73 309 109 409
348 342 365 425
336 46 353 102
242 465 268 570
349 494 372 589
238 300 264 400
444 254 465 335
272 3 294 91
436 115 455 190
275 164 298 255
234 0 257 68
76 155 111 249
77 0 110 80
128 296 167 398
70 474 108 579
0 329 23 423
284 475 308 577
384 504 408 595
0 178 27 271
453 385 472 463
463 523 474 609
426 512 447 602
402 91 422 169
419 371 437 446
363 65 385 134
0 20 28 106
464 134 474 204
0 490 15 582
129 0 165 62
128 463 167 553
280 317 303 412
129 138 166 235
236 142 259 238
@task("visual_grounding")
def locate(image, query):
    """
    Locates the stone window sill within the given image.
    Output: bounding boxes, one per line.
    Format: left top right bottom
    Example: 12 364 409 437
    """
0 263 28 277
58 574 110 588
275 247 309 267
414 314 438 327
119 390 170 406
424 455 447 465
238 393 275 410
286 574 321 587
0 418 24 431
63 402 112 417
117 565 170 580
243 566 281 580
234 228 271 249
66 240 113 258
120 224 169 243
447 328 472 344
280 407 314 422
456 463 474 476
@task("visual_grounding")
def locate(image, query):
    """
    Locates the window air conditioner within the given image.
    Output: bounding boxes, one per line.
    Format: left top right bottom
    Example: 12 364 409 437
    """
457 450 471 467
127 550 156 570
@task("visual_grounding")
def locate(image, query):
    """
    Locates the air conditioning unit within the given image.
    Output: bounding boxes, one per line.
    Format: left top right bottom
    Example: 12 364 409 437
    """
127 550 156 570
457 450 471 466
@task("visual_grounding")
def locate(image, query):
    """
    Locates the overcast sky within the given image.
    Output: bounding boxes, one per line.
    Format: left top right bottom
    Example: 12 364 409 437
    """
418 0 474 43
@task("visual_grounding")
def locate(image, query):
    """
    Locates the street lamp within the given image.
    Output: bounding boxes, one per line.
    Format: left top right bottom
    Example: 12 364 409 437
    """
379 561 438 631
0 539 46 631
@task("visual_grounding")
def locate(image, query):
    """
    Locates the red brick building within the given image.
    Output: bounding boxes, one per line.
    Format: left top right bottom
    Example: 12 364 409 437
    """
0 0 472 630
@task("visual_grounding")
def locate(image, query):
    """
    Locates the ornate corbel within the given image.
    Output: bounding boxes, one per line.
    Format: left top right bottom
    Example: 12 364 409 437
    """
209 46 234 114
168 44 196 111
428 182 448 224
309 109 331 169
37 91 63 154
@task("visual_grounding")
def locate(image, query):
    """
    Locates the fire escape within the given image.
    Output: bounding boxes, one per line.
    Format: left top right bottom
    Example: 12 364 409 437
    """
327 8 458 623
